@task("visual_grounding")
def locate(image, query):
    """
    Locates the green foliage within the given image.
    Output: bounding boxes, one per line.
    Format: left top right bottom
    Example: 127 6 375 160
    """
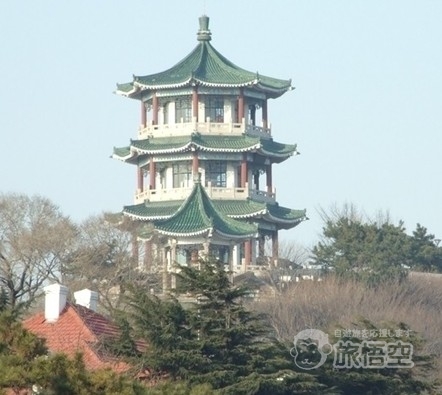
123 285 206 381
28 352 146 395
0 308 146 394
315 319 437 395
0 309 48 391
100 315 141 362
121 258 334 394
313 211 442 284
143 381 214 395
410 224 442 272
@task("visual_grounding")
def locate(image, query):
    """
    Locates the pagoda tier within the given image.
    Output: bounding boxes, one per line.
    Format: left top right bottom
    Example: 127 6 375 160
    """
113 134 297 164
138 181 258 242
124 198 306 232
116 16 292 100
113 133 299 205
112 16 306 286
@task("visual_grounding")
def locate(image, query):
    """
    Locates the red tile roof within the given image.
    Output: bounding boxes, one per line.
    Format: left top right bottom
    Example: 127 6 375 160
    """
23 303 129 373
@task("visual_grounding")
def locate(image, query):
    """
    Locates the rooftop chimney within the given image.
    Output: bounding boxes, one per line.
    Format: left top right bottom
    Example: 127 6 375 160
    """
74 289 99 312
44 283 68 323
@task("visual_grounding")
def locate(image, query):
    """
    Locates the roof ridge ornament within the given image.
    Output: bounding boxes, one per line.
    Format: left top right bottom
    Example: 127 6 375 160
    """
197 15 212 42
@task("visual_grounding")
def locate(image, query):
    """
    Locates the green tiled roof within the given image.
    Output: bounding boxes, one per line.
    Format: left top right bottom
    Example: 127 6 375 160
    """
213 199 267 218
124 200 181 220
149 183 257 239
113 134 297 161
116 16 292 99
112 146 131 158
216 200 307 226
131 134 260 153
124 196 307 230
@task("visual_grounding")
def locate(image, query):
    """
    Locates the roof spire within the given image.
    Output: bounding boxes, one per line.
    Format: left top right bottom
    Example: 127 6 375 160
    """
197 15 211 42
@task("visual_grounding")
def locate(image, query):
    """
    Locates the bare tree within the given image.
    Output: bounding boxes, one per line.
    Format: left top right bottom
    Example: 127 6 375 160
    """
64 213 145 313
317 202 393 228
277 240 310 268
0 193 77 308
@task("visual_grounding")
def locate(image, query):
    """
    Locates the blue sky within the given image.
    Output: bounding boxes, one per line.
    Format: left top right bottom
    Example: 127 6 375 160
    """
1 1 441 248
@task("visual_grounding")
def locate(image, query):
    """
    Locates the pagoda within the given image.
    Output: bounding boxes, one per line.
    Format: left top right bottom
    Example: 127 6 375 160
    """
113 16 306 288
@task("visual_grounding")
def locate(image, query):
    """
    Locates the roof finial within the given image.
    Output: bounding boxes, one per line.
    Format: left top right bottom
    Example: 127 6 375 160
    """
197 15 211 42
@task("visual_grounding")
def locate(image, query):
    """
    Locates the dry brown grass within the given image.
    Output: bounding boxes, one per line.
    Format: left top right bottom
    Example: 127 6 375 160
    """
254 272 442 377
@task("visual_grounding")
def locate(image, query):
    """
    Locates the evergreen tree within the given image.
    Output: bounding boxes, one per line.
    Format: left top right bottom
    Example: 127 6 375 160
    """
313 216 410 284
316 320 437 395
122 258 335 394
0 306 145 394
313 206 442 283
410 224 442 272
0 307 47 392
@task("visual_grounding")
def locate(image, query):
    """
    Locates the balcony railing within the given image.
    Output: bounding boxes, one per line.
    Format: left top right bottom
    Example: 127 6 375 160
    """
138 119 271 139
249 189 276 203
135 185 254 204
135 184 276 204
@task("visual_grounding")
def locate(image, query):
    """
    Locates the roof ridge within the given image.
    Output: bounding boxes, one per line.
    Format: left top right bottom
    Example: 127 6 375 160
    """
71 303 120 341
154 182 257 238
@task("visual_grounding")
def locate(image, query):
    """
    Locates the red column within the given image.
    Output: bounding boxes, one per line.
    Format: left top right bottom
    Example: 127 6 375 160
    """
258 236 265 258
240 154 248 188
137 167 144 191
143 240 152 271
244 240 251 267
141 101 147 128
192 152 199 178
238 88 244 123
266 164 272 194
149 158 156 189
262 99 268 129
152 93 158 125
272 231 279 267
192 87 198 121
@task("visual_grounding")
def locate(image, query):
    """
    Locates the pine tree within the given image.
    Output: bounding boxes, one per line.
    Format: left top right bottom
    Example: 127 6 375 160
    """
123 258 335 394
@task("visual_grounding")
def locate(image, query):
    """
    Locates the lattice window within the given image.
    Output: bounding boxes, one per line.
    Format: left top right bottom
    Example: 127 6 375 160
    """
173 163 192 188
206 161 227 187
205 96 224 122
175 97 192 123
